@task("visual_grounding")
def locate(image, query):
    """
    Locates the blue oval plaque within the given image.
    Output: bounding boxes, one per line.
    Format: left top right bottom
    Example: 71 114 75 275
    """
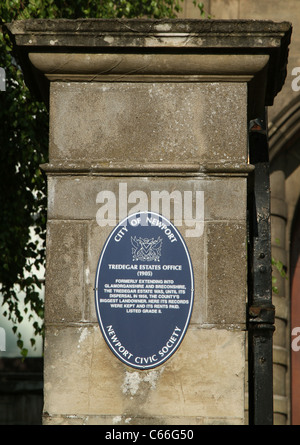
95 211 194 369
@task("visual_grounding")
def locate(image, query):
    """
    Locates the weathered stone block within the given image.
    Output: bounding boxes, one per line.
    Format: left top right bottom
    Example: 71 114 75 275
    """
47 176 247 223
206 222 247 325
45 221 87 323
43 325 245 424
49 82 247 165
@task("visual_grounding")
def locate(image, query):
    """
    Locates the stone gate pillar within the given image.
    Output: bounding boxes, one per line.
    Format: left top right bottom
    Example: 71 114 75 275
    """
6 19 291 425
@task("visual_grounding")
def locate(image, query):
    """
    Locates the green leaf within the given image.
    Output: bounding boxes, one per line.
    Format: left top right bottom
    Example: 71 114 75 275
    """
21 348 28 359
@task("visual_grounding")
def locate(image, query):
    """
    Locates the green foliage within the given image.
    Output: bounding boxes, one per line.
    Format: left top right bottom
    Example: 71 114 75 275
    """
272 257 287 295
0 25 47 357
271 239 288 295
0 0 186 21
1 1 207 357
192 1 206 17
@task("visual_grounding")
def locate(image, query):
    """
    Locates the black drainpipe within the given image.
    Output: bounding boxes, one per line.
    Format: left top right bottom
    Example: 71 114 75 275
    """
247 117 275 425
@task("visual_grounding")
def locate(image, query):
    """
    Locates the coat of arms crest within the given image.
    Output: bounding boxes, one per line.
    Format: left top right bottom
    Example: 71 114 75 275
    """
131 236 162 262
